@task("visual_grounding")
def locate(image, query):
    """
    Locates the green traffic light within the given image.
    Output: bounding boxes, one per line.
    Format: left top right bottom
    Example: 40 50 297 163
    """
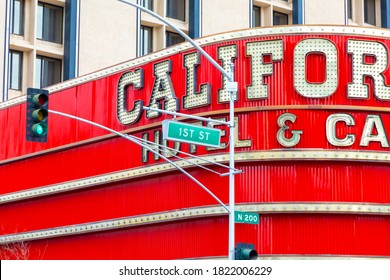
36 125 43 135
31 123 48 136
26 88 49 142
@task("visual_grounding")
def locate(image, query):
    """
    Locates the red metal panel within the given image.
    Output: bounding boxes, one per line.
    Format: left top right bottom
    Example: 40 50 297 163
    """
12 214 390 259
1 32 390 160
3 109 390 193
2 27 390 259
2 161 390 235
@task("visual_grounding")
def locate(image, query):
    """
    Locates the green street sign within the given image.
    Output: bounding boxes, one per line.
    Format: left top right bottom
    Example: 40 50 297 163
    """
162 120 221 148
235 211 260 224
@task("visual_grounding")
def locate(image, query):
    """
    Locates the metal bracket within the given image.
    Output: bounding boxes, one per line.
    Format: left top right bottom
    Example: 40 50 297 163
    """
226 81 238 92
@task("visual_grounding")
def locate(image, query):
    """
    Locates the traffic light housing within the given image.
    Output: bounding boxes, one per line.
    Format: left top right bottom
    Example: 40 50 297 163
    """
26 88 49 142
235 243 258 260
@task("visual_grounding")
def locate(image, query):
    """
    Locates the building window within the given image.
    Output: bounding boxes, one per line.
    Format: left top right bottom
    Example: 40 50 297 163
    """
35 55 62 88
140 0 153 10
36 2 63 44
273 11 288 25
8 50 23 91
347 0 352 19
10 0 24 35
166 0 186 21
140 26 153 56
166 31 185 47
364 0 376 25
253 6 261 27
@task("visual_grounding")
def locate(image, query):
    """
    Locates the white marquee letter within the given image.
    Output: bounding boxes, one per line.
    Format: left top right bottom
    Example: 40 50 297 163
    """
294 39 338 98
117 69 144 125
246 40 284 99
326 114 355 146
348 40 390 100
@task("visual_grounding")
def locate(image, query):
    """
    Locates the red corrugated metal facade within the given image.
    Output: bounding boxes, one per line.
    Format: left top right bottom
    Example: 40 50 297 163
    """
1 26 390 259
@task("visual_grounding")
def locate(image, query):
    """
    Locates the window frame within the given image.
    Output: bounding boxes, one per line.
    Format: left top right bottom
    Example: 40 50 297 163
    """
8 50 23 91
364 0 376 25
35 55 62 89
166 0 186 22
252 6 261 27
165 30 185 47
140 25 153 56
273 11 289 26
140 0 153 10
10 0 25 35
347 0 353 20
36 2 64 44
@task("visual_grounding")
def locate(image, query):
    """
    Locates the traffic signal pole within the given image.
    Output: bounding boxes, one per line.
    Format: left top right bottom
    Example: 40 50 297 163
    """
228 65 236 260
118 0 237 260
118 0 238 260
48 109 230 213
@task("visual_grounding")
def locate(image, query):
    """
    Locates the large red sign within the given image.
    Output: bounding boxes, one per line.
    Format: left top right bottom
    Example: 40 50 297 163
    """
2 26 390 259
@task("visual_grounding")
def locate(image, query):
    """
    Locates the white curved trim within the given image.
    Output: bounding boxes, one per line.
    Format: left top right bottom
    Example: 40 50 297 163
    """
1 202 390 244
1 25 390 109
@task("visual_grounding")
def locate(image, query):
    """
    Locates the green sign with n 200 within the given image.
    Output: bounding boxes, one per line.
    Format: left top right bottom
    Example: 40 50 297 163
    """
235 211 260 224
162 120 221 148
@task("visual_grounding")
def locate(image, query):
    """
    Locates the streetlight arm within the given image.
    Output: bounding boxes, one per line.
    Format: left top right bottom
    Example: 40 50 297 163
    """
48 109 230 213
117 0 238 260
117 0 232 81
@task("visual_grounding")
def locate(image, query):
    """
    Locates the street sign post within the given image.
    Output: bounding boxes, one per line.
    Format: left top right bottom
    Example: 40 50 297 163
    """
162 120 221 148
234 211 260 225
119 0 239 260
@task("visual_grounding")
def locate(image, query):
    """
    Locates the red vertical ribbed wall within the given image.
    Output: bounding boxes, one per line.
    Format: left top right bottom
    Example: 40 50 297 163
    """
1 26 390 259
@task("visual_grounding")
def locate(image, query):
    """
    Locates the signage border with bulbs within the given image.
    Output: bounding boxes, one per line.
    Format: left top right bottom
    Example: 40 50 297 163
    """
1 26 390 259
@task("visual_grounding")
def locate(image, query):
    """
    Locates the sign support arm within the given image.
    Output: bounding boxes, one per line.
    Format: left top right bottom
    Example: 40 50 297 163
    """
48 109 231 214
118 0 238 260
143 106 230 126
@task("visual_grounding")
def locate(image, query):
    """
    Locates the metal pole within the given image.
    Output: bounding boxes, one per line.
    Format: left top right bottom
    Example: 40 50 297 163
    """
142 106 230 126
117 0 230 80
228 64 236 260
117 0 238 260
48 109 230 213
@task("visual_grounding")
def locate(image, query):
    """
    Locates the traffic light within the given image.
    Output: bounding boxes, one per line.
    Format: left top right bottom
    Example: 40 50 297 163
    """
26 88 49 142
235 243 258 260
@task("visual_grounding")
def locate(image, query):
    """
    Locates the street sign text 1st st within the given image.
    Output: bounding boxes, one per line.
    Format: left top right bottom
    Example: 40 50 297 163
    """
162 120 221 148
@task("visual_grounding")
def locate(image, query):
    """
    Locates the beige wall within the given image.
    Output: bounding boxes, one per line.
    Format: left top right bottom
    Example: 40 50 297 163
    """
78 0 137 76
202 0 251 36
305 0 346 25
7 0 65 99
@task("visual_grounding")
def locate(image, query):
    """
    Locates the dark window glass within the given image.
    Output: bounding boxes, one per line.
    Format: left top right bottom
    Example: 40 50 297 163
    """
140 25 153 56
166 31 185 47
364 0 376 25
140 0 153 10
253 6 261 27
348 0 352 19
35 55 62 88
10 0 24 35
37 2 63 44
8 50 23 90
166 0 185 21
273 11 288 25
